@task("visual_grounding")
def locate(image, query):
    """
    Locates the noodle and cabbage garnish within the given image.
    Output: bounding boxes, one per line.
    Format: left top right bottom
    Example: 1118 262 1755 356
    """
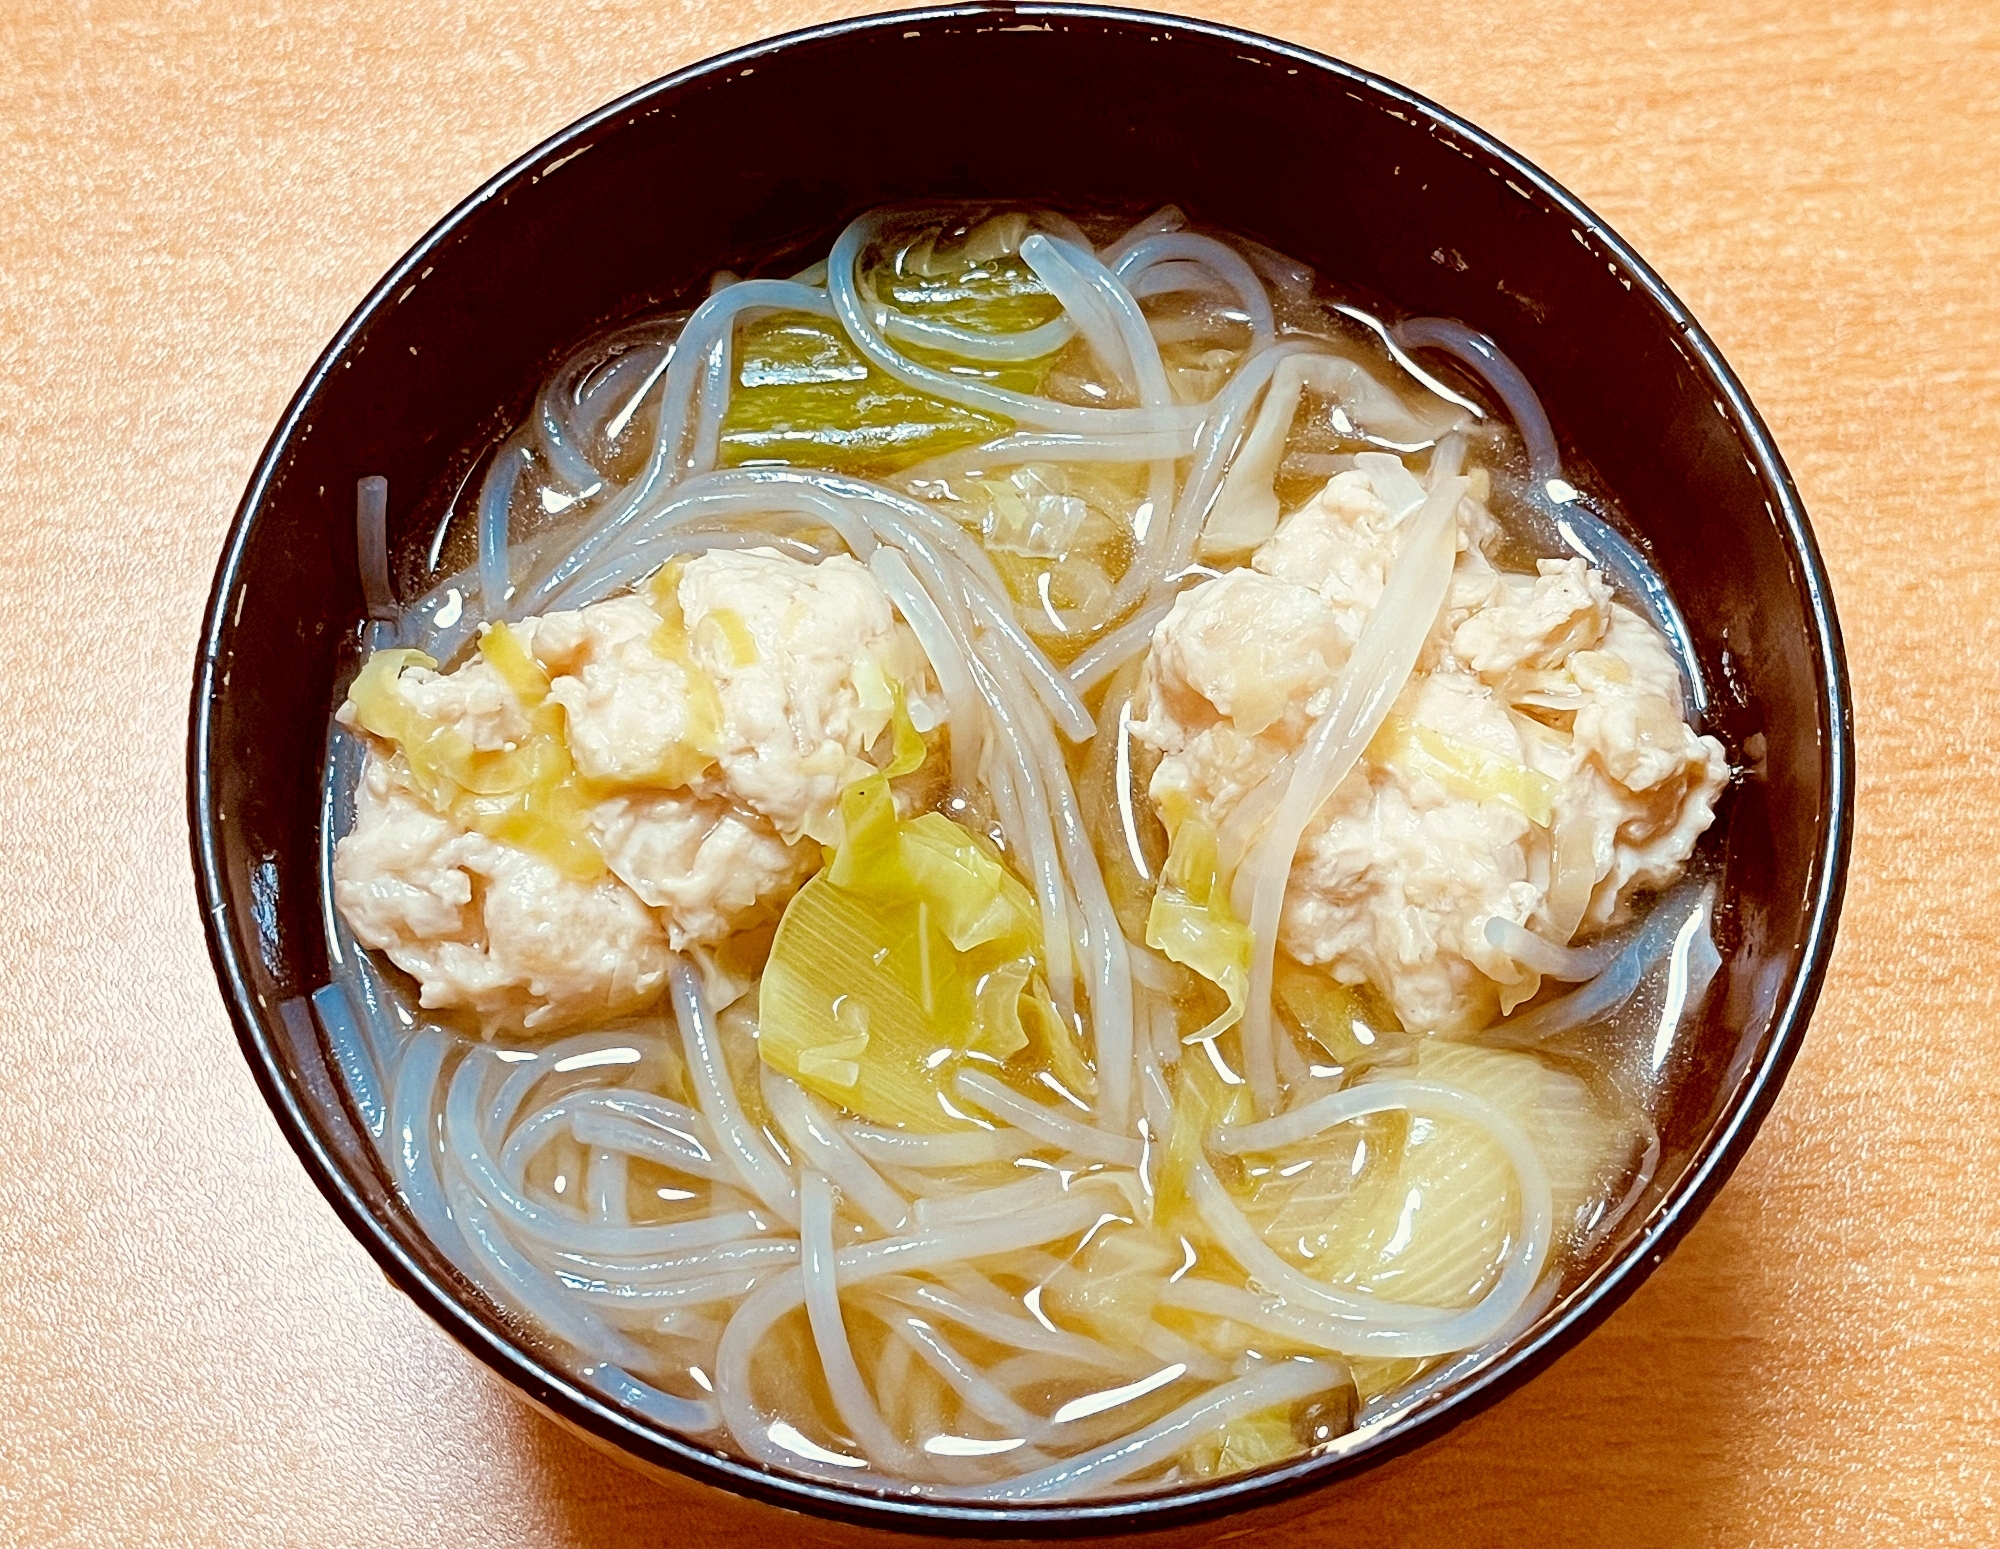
315 203 1729 1499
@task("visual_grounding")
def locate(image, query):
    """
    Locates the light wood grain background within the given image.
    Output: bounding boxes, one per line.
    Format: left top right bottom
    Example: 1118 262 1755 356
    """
3 1 1994 1544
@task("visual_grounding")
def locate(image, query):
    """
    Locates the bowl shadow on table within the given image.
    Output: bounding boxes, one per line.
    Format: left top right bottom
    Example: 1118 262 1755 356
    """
513 1199 1768 1549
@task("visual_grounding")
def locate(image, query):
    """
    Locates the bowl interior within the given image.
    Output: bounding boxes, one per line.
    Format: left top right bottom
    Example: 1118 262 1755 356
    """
191 4 1849 1534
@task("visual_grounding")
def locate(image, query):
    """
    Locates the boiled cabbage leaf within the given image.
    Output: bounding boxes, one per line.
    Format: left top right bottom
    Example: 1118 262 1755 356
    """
1145 815 1251 1043
1153 1056 1250 1234
759 773 1055 1128
1272 957 1406 1072
880 219 1065 337
1182 1405 1306 1480
718 313 1049 476
1241 1041 1639 1360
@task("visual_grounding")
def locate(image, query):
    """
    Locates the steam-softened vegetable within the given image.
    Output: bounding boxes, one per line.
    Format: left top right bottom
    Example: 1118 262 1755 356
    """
1145 814 1250 1045
1272 958 1405 1071
757 772 1060 1129
1240 1040 1636 1360
345 632 610 880
719 298 1052 476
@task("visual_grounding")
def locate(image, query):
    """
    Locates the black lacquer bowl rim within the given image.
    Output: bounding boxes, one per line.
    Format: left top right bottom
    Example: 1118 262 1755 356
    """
189 4 1854 1535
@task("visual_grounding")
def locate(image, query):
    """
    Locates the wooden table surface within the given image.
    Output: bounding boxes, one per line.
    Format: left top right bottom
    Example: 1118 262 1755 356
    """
4 1 1994 1543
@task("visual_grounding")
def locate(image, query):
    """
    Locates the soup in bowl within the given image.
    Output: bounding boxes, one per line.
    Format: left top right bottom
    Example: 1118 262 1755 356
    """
190 5 1851 1535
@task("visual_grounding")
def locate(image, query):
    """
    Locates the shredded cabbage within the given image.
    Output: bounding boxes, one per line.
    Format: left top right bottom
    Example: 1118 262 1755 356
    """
346 634 606 880
976 465 1094 559
1021 977 1097 1101
883 680 926 779
642 561 726 786
1367 713 1557 826
1041 1226 1181 1344
701 605 760 666
759 772 1054 1128
949 461 1140 651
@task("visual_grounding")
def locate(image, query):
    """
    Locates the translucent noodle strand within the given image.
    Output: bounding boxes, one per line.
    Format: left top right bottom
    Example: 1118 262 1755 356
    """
827 212 1206 439
1229 448 1468 1113
667 957 799 1225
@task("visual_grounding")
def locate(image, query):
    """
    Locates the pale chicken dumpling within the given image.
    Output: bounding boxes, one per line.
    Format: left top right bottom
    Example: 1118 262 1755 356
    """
334 763 673 1033
1133 463 1727 1036
333 547 938 1035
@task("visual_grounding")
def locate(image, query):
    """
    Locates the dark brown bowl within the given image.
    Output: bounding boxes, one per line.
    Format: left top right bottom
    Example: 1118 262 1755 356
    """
188 4 1852 1537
